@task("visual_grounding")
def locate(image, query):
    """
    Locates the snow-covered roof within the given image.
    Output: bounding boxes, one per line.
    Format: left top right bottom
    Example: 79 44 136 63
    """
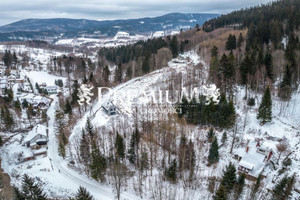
116 31 129 38
24 124 47 142
102 101 116 110
45 86 57 90
237 141 269 178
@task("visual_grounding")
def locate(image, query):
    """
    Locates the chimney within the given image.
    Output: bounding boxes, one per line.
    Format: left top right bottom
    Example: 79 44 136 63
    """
256 141 260 147
267 151 273 162
246 146 249 153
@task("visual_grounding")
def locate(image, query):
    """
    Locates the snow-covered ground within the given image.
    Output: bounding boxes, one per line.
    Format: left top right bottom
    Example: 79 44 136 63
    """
55 35 148 48
1 46 300 199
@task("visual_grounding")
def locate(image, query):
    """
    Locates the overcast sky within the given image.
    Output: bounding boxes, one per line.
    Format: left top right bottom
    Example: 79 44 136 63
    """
0 0 273 26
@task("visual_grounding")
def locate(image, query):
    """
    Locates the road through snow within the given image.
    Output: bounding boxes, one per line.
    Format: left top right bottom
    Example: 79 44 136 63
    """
47 98 138 200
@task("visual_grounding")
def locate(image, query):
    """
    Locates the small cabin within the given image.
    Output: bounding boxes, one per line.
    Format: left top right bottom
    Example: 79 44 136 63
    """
24 125 48 149
45 86 57 94
102 101 117 116
234 141 273 180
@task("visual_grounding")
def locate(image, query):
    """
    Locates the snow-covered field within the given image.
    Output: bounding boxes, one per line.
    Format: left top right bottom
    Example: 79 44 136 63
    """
1 45 300 199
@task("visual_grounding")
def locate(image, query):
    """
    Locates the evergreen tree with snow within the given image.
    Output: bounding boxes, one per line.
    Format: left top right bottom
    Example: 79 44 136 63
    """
73 186 94 200
208 137 219 164
89 143 107 182
272 175 295 200
220 162 236 193
272 176 288 200
14 174 47 200
257 86 272 124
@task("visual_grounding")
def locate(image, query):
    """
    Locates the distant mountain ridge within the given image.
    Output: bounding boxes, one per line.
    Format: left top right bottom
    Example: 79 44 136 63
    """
0 13 219 42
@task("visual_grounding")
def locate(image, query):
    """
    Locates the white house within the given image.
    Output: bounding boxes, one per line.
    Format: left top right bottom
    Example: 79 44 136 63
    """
45 86 57 94
102 101 117 116
115 31 130 39
24 124 48 148
153 31 165 38
234 141 273 179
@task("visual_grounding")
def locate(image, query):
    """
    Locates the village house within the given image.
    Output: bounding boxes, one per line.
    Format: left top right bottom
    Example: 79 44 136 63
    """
23 124 48 149
19 94 51 109
234 141 273 180
102 101 118 116
45 86 57 94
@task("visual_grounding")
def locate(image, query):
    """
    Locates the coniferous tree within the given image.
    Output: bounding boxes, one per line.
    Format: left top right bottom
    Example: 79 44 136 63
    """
79 131 90 166
234 174 245 200
214 184 227 200
85 117 95 139
22 99 29 108
115 63 123 83
170 36 179 58
221 132 227 143
14 174 47 200
226 34 237 50
264 52 273 80
127 129 139 164
64 99 72 115
89 72 94 82
208 137 219 164
257 86 272 123
272 176 288 200
165 159 177 182
237 33 244 49
283 175 295 200
89 143 107 182
279 65 292 100
58 140 66 158
71 80 80 105
1 105 14 131
220 162 236 193
115 132 125 160
207 128 215 142
126 66 133 79
74 186 94 200
142 55 150 74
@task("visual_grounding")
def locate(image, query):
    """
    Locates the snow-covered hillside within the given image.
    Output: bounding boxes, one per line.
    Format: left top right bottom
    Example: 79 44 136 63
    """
1 47 300 199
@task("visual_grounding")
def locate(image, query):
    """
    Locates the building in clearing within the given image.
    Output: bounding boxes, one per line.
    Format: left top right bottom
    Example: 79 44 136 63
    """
234 141 273 180
152 31 165 38
115 31 130 39
24 124 48 149
102 101 117 116
45 86 57 94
